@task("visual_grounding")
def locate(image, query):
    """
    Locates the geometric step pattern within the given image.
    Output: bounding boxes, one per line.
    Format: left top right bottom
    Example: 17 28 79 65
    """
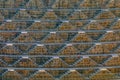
0 0 120 80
